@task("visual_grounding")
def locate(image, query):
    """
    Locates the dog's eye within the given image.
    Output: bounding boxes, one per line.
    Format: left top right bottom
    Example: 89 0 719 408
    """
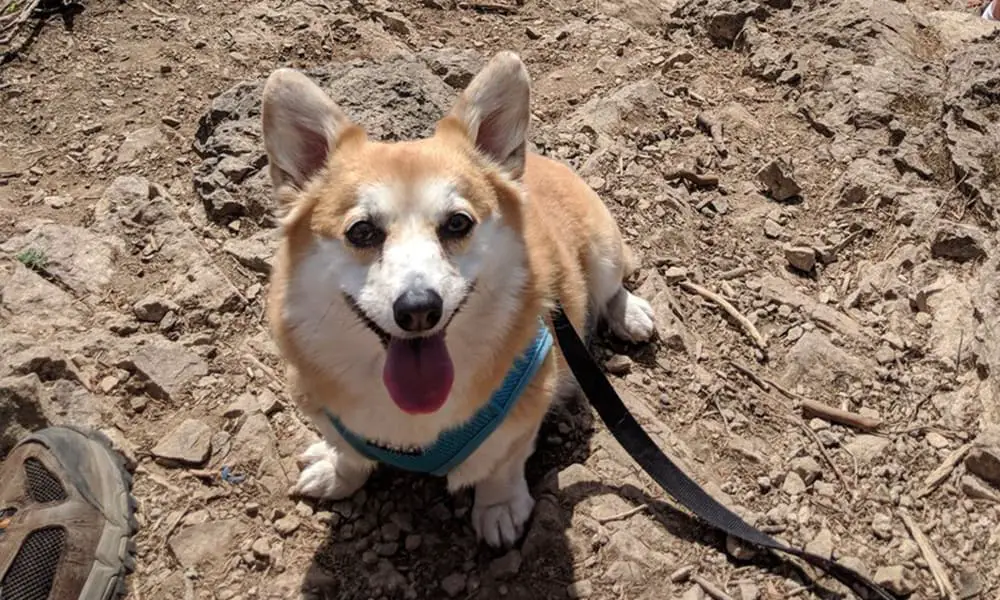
345 220 385 248
440 213 475 240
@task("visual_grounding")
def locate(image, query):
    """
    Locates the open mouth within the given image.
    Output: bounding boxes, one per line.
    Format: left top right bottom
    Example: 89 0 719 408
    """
342 288 474 415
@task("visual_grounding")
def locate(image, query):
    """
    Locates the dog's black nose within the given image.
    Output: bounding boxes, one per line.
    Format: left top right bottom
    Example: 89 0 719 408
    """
393 288 444 333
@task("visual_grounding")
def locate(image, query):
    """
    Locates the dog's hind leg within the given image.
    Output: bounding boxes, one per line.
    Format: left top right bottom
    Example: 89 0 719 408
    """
587 237 655 343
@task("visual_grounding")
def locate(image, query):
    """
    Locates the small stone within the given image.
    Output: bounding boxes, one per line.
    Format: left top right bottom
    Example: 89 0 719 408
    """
98 375 119 393
757 159 801 201
786 325 804 342
874 345 896 365
663 50 695 69
245 503 260 518
295 502 314 518
251 538 271 560
161 115 181 128
488 550 522 579
133 295 177 323
152 419 212 466
781 471 807 495
375 542 399 557
381 522 401 542
274 515 301 537
605 355 633 376
871 513 894 541
790 456 822 485
725 535 758 560
525 26 542 39
681 584 706 600
844 435 890 464
925 431 950 449
873 565 916 596
441 573 467 597
763 218 784 239
784 245 816 272
362 550 378 565
738 582 760 600
566 579 593 599
804 527 834 560
404 534 422 551
663 266 687 283
129 397 148 413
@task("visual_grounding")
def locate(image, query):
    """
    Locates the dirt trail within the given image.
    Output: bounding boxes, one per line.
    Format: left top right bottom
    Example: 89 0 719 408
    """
1 0 999 599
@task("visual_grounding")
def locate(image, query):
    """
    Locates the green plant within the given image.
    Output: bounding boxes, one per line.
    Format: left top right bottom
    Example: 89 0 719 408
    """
15 247 48 271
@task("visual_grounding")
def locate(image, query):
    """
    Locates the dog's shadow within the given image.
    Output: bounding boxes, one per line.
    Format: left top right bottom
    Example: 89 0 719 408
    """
298 389 850 600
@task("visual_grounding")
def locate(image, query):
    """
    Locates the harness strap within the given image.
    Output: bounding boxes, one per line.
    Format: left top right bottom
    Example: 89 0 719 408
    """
329 321 553 476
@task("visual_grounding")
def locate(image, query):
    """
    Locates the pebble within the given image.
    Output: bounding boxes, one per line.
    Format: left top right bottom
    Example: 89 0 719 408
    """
488 550 522 579
605 354 633 376
790 456 822 485
757 159 802 201
873 565 916 595
874 345 896 365
871 513 893 540
804 527 833 560
381 522 401 542
925 431 950 449
404 534 422 551
440 573 467 598
784 245 816 272
250 538 270 560
781 471 807 495
273 515 301 537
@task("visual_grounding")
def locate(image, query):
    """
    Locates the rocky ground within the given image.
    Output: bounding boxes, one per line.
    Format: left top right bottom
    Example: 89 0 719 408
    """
2 0 999 599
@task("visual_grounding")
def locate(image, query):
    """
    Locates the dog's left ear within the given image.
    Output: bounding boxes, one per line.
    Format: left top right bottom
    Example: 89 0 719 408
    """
262 68 352 192
446 52 530 180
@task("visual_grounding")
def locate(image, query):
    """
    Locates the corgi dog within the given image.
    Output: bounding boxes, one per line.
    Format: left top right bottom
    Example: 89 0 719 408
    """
261 52 656 548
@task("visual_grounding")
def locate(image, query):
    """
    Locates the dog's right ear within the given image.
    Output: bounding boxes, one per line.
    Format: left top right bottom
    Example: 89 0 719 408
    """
261 68 352 192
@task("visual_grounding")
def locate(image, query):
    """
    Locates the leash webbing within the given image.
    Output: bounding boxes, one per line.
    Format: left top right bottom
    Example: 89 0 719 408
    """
550 307 900 600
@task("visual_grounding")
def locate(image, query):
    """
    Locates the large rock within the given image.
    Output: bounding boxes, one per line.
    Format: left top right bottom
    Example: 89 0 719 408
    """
0 375 49 454
1 223 124 297
116 338 208 401
193 54 457 224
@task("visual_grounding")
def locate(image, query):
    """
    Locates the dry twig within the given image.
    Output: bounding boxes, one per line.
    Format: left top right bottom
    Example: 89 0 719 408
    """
900 510 958 599
916 443 972 499
691 574 735 600
0 0 42 45
595 503 648 524
788 416 852 498
679 281 766 350
800 398 881 431
664 169 719 188
728 360 770 392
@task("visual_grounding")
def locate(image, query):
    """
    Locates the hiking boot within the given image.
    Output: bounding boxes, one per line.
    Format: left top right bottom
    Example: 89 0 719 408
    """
0 427 138 600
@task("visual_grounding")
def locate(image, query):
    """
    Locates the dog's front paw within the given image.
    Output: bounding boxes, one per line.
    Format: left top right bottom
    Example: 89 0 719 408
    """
292 442 369 501
472 485 535 548
610 292 656 343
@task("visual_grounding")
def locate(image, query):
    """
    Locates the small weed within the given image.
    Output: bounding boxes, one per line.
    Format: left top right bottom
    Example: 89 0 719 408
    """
4 2 19 16
15 247 48 272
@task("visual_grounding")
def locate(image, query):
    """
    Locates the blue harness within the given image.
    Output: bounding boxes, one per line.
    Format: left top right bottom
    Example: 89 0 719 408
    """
326 321 554 476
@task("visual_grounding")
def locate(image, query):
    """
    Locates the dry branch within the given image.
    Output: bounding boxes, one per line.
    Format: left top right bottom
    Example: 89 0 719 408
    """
679 281 766 350
901 510 958 599
800 399 881 431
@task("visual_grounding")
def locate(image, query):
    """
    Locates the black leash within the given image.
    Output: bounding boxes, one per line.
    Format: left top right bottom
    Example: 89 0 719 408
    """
550 307 900 600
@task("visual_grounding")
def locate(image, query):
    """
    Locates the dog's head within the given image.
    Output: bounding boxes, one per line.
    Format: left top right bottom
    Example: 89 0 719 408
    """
262 53 531 416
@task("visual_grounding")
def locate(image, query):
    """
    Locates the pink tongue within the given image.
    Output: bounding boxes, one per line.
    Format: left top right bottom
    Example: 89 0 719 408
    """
383 333 454 414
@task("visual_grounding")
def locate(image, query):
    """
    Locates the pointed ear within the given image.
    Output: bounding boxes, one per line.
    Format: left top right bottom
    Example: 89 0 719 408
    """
261 68 352 191
447 52 531 180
